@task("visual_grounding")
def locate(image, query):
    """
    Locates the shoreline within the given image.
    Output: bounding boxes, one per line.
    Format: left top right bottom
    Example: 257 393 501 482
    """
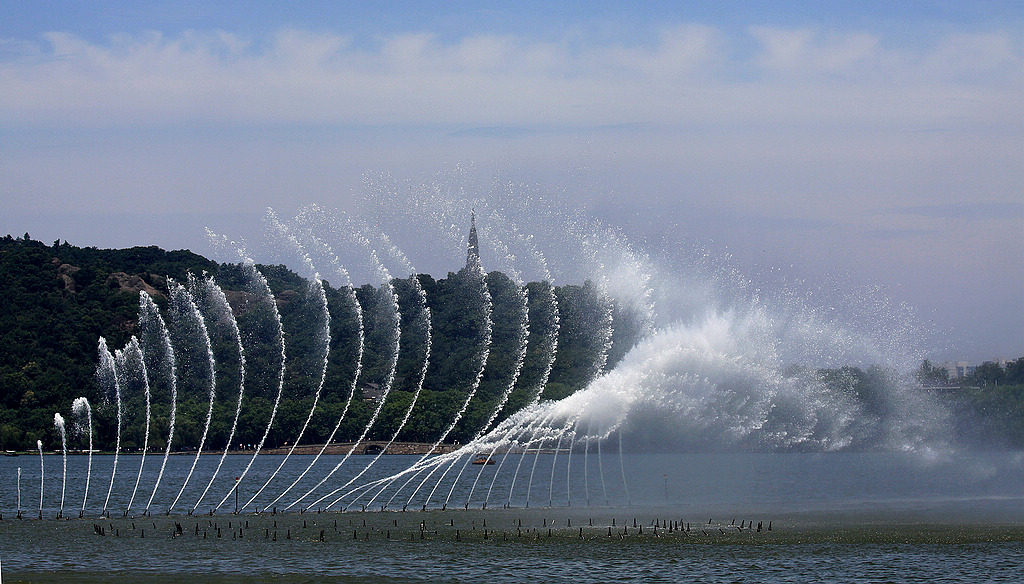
6 442 462 457
5 442 574 456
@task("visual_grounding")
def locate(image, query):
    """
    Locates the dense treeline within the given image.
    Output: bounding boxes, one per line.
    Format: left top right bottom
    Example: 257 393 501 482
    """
0 235 634 452
800 361 1024 449
2 234 1021 452
1 235 215 451
915 358 1024 388
915 358 1024 449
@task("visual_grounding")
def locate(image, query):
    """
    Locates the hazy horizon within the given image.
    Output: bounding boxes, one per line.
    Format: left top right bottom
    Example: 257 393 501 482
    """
1 1 1021 363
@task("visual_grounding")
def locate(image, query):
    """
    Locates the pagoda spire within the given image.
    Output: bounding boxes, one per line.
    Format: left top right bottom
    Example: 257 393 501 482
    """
466 210 481 272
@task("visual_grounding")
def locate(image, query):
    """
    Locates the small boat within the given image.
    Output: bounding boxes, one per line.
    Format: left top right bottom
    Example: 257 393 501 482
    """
471 456 495 465
4 451 18 457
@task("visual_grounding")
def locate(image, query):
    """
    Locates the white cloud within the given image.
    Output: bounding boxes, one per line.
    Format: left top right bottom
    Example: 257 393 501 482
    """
923 32 1018 79
587 24 721 78
0 25 1017 130
749 27 880 75
0 22 1020 360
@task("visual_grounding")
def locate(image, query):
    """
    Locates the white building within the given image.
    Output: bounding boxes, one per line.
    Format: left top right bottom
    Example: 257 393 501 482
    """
941 359 1010 379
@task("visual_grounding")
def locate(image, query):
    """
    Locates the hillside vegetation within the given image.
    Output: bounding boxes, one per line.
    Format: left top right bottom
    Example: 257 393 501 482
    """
0 234 634 451
2 234 1021 451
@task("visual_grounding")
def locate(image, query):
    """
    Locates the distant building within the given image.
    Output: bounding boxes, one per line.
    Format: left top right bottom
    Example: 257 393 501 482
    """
360 382 385 403
941 359 1010 380
942 361 974 380
465 210 481 272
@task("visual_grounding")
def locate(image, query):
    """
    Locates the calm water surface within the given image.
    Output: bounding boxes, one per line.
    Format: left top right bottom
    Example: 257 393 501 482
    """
1 451 1021 582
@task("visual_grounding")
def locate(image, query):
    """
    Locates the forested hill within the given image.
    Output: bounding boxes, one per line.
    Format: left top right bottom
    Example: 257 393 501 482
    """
0 234 638 452
4 234 1022 452
1 235 216 450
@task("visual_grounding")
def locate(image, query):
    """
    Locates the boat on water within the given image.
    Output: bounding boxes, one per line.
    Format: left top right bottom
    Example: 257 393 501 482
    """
472 456 495 465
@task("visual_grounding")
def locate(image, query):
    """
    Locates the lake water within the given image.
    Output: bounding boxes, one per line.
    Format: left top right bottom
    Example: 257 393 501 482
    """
1 451 1022 582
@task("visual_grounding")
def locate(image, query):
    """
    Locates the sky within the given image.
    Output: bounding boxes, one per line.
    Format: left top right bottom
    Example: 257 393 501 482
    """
0 1 1021 362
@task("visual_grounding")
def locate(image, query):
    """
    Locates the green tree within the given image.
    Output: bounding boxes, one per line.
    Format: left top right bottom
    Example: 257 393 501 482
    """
968 362 1006 387
915 359 950 386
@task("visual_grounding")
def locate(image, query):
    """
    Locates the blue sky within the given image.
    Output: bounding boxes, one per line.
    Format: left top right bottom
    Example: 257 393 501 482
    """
2 2 1016 42
0 1 1021 362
